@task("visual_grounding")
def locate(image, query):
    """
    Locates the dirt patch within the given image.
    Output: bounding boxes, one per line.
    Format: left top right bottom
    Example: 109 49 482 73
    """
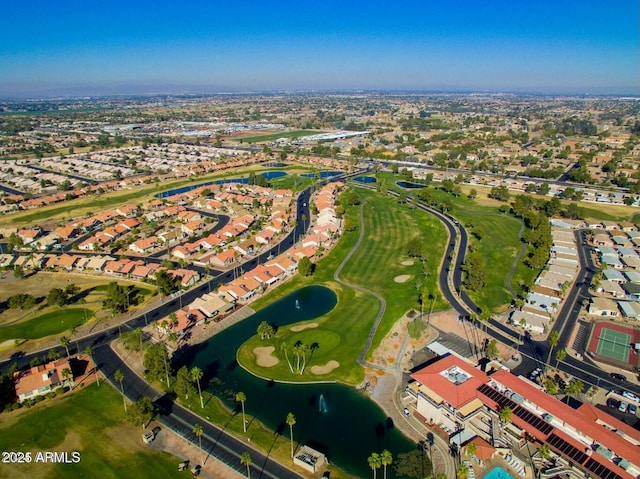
394 275 411 283
401 260 414 266
290 322 319 332
310 360 339 375
253 346 279 367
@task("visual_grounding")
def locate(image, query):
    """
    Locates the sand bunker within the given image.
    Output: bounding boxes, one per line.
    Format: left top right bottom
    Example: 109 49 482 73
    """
310 360 339 375
401 260 414 266
290 322 319 332
253 346 279 367
394 275 411 283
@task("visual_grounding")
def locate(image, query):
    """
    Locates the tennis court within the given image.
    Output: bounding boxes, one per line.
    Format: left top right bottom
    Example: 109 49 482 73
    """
596 328 631 362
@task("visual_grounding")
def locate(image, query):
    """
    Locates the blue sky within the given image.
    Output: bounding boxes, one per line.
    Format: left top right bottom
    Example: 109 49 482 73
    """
1 0 638 97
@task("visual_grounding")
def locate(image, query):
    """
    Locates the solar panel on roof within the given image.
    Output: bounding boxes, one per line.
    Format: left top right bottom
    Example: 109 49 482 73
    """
477 384 517 409
547 433 589 464
512 407 553 435
584 458 624 479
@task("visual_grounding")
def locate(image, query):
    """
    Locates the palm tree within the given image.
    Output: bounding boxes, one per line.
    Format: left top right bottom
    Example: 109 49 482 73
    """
465 441 477 458
554 348 566 370
546 330 560 371
236 391 247 432
193 423 204 464
380 449 393 479
498 405 512 434
367 452 381 479
60 336 71 358
537 444 551 461
286 412 296 458
61 367 72 388
48 348 60 361
191 366 204 409
457 462 470 479
114 369 126 412
564 379 584 404
84 345 99 386
240 451 252 479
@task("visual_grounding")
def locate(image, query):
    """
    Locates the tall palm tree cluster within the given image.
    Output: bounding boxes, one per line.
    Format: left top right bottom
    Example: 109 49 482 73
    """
367 450 393 479
280 340 319 375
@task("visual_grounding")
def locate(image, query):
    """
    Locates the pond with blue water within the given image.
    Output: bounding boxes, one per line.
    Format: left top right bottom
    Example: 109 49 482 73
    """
300 171 342 179
354 176 377 184
184 285 416 478
396 181 427 189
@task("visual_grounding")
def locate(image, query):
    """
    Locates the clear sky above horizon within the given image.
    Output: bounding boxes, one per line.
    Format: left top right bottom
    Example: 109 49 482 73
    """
1 0 638 98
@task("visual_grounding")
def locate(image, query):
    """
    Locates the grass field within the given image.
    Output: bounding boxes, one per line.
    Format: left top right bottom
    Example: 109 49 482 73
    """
0 273 157 348
0 308 92 343
379 173 524 312
236 130 323 144
238 187 448 383
0 383 184 479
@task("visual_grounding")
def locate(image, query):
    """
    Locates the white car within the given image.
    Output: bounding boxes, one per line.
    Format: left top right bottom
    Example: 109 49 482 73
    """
622 390 639 402
618 401 628 413
403 408 410 417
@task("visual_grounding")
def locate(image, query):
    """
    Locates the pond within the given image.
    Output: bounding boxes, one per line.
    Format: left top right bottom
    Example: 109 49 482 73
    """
396 181 427 189
354 176 377 184
184 285 416 478
156 171 288 198
300 171 342 179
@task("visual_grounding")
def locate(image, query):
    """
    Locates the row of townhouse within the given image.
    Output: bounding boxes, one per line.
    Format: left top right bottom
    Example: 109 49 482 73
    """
587 224 640 321
315 182 342 228
0 253 199 287
510 223 580 333
218 255 299 304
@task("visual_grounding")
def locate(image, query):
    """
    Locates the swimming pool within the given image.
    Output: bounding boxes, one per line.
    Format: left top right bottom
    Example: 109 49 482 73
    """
483 467 514 479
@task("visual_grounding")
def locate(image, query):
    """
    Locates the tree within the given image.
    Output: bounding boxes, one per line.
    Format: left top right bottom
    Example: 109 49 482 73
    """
191 366 204 408
368 452 381 479
236 391 247 433
241 452 252 479
554 348 567 369
543 377 559 395
457 462 470 479
8 293 36 309
286 412 296 458
102 282 130 314
193 423 204 465
47 288 68 307
465 441 477 458
60 336 71 358
298 256 312 276
538 444 551 461
257 321 275 340
143 342 171 385
485 339 499 360
380 449 393 479
488 185 510 202
155 270 179 297
564 379 584 403
499 406 512 427
126 396 154 429
175 366 195 400
546 330 560 370
114 369 127 412
281 343 294 373
48 348 60 361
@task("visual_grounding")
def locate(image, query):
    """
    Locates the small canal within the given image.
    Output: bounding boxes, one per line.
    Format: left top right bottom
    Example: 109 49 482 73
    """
156 171 288 198
183 285 416 478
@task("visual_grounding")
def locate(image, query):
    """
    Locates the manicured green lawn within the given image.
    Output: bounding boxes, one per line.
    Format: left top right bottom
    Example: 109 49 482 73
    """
379 172 525 312
0 308 92 343
237 130 323 143
0 384 184 479
238 187 448 383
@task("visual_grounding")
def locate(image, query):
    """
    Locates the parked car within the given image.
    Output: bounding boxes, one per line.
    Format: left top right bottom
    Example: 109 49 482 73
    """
622 390 640 402
610 372 627 382
618 401 628 413
629 404 637 416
